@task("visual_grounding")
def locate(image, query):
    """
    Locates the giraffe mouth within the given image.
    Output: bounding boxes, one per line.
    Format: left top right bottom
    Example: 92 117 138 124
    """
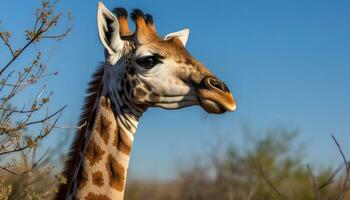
196 77 236 114
197 90 236 114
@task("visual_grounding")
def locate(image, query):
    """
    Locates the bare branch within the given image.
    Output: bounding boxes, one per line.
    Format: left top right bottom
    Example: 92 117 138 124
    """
41 11 73 40
253 158 288 200
0 32 15 56
0 105 66 156
332 135 349 171
307 164 321 200
0 23 45 76
331 134 350 200
319 164 343 190
0 165 21 175
0 1 71 198
25 105 67 127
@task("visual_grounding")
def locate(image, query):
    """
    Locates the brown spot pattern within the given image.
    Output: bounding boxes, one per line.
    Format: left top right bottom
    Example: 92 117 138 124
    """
86 140 105 166
106 155 126 192
77 164 88 191
113 128 131 155
92 171 104 187
142 82 152 91
85 193 111 200
134 87 147 98
149 93 160 102
95 114 111 144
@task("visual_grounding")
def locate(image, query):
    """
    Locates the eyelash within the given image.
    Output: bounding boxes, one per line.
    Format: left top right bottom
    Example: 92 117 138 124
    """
136 54 163 69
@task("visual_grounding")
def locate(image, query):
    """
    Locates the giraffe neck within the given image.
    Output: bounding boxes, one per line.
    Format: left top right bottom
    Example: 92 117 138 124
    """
71 64 145 200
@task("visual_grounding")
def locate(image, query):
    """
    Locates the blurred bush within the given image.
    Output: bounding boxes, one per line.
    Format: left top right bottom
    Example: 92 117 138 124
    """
125 128 349 200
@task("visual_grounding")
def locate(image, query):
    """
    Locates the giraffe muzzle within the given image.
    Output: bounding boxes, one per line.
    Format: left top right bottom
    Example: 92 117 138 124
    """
196 77 236 114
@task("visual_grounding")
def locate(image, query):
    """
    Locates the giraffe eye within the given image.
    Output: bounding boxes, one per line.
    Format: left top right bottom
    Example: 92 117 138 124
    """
136 55 162 69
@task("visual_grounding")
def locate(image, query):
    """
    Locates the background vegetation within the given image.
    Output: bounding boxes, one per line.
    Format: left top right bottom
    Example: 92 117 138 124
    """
124 129 349 200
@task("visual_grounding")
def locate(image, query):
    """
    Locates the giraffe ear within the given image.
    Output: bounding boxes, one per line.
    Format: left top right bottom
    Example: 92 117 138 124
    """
164 28 190 46
97 2 124 55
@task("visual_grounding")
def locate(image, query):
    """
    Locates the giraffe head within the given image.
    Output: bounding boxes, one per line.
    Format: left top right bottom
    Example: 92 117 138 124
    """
97 2 236 114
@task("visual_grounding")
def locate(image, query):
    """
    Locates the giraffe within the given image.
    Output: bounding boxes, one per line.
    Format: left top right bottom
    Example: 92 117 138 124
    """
56 2 236 200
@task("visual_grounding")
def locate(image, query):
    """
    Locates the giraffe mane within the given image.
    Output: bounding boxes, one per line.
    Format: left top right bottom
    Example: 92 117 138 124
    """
56 65 104 199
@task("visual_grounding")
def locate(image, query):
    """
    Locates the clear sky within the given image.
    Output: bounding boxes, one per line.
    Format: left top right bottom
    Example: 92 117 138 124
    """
1 0 350 180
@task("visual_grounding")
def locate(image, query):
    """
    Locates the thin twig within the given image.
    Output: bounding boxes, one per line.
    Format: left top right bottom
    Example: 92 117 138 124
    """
331 134 350 200
0 165 21 175
307 164 321 200
41 12 72 40
25 105 67 127
253 158 288 200
0 32 15 56
319 164 343 190
332 135 349 171
0 23 45 76
0 105 67 156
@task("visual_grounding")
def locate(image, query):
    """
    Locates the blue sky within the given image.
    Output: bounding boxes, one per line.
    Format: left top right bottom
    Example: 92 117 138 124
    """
1 0 350 180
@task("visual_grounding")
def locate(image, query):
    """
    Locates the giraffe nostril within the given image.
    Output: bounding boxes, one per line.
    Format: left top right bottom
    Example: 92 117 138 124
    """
203 77 230 93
